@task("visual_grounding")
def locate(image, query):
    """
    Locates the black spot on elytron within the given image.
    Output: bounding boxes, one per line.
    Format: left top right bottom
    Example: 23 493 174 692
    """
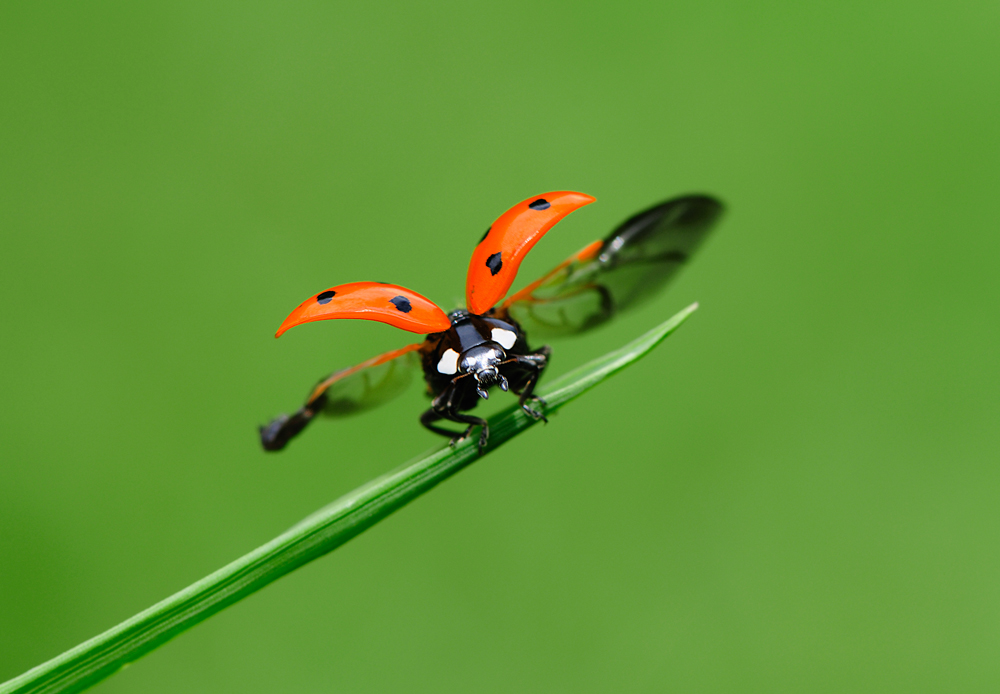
316 290 336 304
528 198 550 211
390 295 412 313
479 226 491 244
486 252 503 276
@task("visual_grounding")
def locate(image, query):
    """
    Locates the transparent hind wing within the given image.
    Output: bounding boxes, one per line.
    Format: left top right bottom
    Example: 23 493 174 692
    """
312 344 423 417
260 343 423 451
502 195 723 338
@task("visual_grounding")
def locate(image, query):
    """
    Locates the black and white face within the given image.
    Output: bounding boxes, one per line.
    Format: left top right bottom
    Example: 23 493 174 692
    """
429 314 521 399
459 343 508 399
432 341 508 399
459 343 505 377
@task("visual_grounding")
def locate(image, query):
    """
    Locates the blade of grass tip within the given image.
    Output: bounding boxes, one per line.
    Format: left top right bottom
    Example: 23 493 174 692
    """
1 302 698 694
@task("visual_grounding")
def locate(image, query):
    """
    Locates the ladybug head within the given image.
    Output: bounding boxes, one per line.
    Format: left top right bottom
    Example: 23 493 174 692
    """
459 343 509 399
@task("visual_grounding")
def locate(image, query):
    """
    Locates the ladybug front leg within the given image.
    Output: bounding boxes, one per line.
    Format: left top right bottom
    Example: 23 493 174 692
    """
420 383 460 440
512 346 551 422
420 382 490 452
420 409 459 440
446 411 490 452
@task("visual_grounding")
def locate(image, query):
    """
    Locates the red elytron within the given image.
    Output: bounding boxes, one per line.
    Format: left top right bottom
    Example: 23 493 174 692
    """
262 191 723 452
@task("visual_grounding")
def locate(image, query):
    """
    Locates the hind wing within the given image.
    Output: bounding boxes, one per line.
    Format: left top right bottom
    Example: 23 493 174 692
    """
260 343 423 451
501 195 723 337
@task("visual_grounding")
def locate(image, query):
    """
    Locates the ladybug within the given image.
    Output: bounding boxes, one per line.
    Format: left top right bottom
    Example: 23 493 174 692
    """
261 191 723 452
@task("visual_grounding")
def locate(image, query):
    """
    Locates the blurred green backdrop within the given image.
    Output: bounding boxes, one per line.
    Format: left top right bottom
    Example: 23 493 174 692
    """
2 0 999 691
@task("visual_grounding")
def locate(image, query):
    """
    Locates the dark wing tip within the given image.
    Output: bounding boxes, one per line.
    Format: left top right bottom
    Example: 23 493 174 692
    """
663 194 726 224
259 410 314 452
259 415 290 451
605 193 725 251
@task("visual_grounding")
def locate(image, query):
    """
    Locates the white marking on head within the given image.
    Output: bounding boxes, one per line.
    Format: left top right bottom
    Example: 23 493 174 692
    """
437 348 460 375
491 327 516 349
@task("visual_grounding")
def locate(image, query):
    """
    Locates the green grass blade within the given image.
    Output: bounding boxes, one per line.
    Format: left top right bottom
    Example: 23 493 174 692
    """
1 303 698 694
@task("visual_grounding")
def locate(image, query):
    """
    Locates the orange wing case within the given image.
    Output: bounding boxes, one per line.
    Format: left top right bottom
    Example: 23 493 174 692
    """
465 191 595 315
276 282 452 337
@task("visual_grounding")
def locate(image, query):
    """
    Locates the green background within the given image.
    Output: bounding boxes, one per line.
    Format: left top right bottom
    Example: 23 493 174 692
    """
2 1 998 691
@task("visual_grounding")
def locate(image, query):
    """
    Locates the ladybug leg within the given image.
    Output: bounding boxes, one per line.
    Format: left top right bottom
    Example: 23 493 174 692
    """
518 381 547 423
444 411 490 452
420 409 460 440
421 383 490 453
512 346 551 423
420 410 489 452
420 385 460 440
